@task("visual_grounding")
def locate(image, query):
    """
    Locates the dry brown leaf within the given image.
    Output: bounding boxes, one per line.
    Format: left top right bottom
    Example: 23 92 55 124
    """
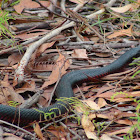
91 113 116 121
115 119 137 125
1 75 24 104
75 102 91 113
41 53 70 88
73 85 93 94
35 34 65 58
8 53 23 66
107 126 131 136
1 88 13 103
95 85 115 97
88 114 96 120
89 108 136 120
97 114 112 119
0 85 11 104
11 64 18 70
95 91 115 99
15 29 48 40
14 0 50 14
107 25 133 39
38 92 51 106
112 98 134 102
3 133 24 140
72 49 88 59
98 98 107 108
81 115 98 140
34 122 45 140
98 110 136 120
97 90 140 102
89 113 108 120
100 134 113 140
15 81 36 94
90 36 100 43
1 74 11 88
113 109 136 118
47 126 66 139
109 4 133 13
83 99 100 110
82 85 93 92
36 41 55 57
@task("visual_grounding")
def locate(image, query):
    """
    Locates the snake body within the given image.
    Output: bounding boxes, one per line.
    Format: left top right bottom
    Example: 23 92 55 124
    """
0 45 140 125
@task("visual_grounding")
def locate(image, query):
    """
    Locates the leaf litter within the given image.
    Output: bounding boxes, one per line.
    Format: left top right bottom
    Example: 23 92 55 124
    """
0 0 140 139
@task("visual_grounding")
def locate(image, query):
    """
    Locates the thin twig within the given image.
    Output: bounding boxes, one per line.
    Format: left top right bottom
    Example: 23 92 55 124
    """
60 122 81 139
0 120 35 137
19 90 43 108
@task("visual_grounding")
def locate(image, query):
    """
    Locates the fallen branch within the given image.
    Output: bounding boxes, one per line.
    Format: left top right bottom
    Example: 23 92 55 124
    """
15 21 75 83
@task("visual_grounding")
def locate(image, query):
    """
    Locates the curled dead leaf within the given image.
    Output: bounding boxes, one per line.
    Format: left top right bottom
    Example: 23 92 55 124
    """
107 25 133 39
83 99 100 110
34 122 45 140
98 98 107 108
41 53 70 88
14 0 50 14
109 4 133 13
1 75 24 104
72 49 88 59
82 115 98 140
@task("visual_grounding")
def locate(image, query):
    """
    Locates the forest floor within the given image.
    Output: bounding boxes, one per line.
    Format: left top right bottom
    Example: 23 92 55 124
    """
0 0 140 139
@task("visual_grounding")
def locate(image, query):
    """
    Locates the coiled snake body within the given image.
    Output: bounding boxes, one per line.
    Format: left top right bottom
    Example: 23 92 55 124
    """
0 45 140 125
